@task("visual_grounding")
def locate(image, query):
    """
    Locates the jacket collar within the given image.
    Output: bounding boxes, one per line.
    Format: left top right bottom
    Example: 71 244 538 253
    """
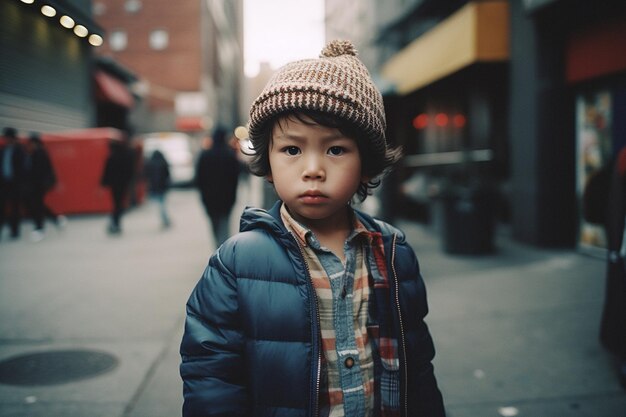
239 201 288 236
239 200 405 244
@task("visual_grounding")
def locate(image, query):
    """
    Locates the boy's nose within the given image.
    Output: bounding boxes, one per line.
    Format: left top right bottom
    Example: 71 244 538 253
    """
302 156 325 180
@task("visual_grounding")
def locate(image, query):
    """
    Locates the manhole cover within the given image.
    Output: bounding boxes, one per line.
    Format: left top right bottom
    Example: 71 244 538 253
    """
0 349 118 386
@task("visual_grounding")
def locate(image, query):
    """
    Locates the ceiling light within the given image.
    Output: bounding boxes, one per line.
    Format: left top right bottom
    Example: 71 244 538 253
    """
41 5 57 17
88 34 103 46
73 25 88 37
60 15 75 29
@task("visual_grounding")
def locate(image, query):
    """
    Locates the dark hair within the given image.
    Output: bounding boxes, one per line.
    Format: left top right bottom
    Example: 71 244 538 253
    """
151 149 166 162
247 110 402 201
211 126 227 145
29 132 42 144
2 127 17 138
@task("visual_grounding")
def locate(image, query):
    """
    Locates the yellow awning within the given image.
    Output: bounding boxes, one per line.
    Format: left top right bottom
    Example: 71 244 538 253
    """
381 0 510 95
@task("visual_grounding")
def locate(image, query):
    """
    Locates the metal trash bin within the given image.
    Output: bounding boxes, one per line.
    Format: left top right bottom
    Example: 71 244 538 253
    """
440 183 497 254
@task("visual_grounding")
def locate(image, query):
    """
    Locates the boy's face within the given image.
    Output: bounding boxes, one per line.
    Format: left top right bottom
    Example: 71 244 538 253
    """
267 115 366 229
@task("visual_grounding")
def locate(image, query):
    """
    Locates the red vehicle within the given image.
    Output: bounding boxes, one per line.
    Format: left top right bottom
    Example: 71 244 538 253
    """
1 127 144 215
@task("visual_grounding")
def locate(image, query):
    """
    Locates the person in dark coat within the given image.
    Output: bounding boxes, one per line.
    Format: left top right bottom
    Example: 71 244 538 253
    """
101 140 135 234
195 126 240 246
143 149 171 228
23 132 64 241
0 127 26 239
599 145 626 389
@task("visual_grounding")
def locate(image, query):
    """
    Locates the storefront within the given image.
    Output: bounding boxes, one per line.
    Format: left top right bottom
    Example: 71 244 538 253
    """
505 0 626 248
94 58 136 134
0 0 104 132
379 0 510 233
567 10 626 251
379 0 626 250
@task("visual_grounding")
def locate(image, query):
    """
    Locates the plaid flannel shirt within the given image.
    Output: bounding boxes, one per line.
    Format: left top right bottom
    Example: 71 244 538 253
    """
281 204 401 417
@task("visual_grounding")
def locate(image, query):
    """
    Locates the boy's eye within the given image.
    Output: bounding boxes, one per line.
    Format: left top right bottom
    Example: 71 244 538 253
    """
283 146 300 156
328 146 345 156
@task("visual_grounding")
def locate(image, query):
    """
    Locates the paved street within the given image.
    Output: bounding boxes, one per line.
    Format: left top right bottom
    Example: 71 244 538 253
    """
1 185 625 417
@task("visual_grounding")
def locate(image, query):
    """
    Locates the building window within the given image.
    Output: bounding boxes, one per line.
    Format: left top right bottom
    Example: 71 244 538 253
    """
109 30 128 51
149 29 169 50
93 2 106 16
124 0 142 13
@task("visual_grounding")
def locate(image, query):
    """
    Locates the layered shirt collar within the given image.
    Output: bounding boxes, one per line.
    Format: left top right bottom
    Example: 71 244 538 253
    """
280 203 374 251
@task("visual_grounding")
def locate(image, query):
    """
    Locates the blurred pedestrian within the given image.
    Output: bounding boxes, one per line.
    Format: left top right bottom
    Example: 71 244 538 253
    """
143 149 171 228
23 132 66 241
180 40 445 416
600 145 626 389
194 126 240 246
0 127 26 240
100 140 135 234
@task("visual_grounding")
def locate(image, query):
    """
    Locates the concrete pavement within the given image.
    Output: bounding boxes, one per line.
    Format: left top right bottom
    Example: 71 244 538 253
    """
0 187 213 417
400 220 626 417
0 185 625 417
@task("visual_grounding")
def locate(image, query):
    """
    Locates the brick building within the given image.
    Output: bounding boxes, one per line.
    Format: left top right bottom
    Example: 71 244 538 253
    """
93 0 243 134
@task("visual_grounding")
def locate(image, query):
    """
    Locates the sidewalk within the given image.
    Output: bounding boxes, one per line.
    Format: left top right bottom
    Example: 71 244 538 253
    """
0 187 624 417
0 189 212 417
395 219 626 417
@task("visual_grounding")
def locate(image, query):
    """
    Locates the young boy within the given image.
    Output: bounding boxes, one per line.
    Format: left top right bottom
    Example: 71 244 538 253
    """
180 40 446 417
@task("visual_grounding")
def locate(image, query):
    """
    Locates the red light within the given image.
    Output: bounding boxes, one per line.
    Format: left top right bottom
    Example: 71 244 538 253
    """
434 113 448 127
412 114 429 130
453 114 466 128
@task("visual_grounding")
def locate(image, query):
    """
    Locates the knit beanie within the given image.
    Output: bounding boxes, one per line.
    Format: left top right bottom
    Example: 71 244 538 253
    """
248 40 387 156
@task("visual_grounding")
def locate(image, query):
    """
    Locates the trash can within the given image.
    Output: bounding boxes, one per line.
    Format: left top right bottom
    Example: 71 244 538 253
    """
440 183 497 255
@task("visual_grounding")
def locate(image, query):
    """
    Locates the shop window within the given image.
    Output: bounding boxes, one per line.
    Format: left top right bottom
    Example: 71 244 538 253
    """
577 90 612 249
150 29 169 50
109 30 127 51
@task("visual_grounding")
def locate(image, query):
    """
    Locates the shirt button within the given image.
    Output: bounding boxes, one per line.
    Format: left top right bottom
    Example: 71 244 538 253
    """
344 357 355 369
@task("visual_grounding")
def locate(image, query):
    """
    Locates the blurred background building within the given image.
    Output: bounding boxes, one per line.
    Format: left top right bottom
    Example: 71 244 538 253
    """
92 0 243 135
0 0 244 215
1 0 243 136
326 0 626 253
0 0 105 132
3 0 626 253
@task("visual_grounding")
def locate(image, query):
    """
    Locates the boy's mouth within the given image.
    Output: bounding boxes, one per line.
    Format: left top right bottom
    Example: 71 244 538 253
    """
299 190 328 203
301 190 326 197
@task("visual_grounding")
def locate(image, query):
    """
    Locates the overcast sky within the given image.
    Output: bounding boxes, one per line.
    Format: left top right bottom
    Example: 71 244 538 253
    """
243 0 325 77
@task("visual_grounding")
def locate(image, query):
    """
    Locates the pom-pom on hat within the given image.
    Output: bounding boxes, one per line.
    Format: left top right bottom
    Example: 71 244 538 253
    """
248 39 387 156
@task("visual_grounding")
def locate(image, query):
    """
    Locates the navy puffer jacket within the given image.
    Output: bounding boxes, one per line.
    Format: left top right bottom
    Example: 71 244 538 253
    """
180 202 445 417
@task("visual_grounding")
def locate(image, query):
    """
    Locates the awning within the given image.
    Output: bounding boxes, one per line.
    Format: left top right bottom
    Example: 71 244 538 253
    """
566 11 626 83
381 0 510 95
94 70 134 108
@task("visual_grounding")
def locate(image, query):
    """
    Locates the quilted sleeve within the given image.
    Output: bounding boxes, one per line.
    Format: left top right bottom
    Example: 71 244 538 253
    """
180 249 248 417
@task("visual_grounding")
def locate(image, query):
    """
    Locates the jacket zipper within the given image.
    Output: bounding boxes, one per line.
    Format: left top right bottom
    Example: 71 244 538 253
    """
289 232 322 417
390 234 408 417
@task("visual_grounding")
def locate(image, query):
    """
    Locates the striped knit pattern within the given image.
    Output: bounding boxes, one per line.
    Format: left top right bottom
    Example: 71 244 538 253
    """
248 39 387 159
281 205 375 417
